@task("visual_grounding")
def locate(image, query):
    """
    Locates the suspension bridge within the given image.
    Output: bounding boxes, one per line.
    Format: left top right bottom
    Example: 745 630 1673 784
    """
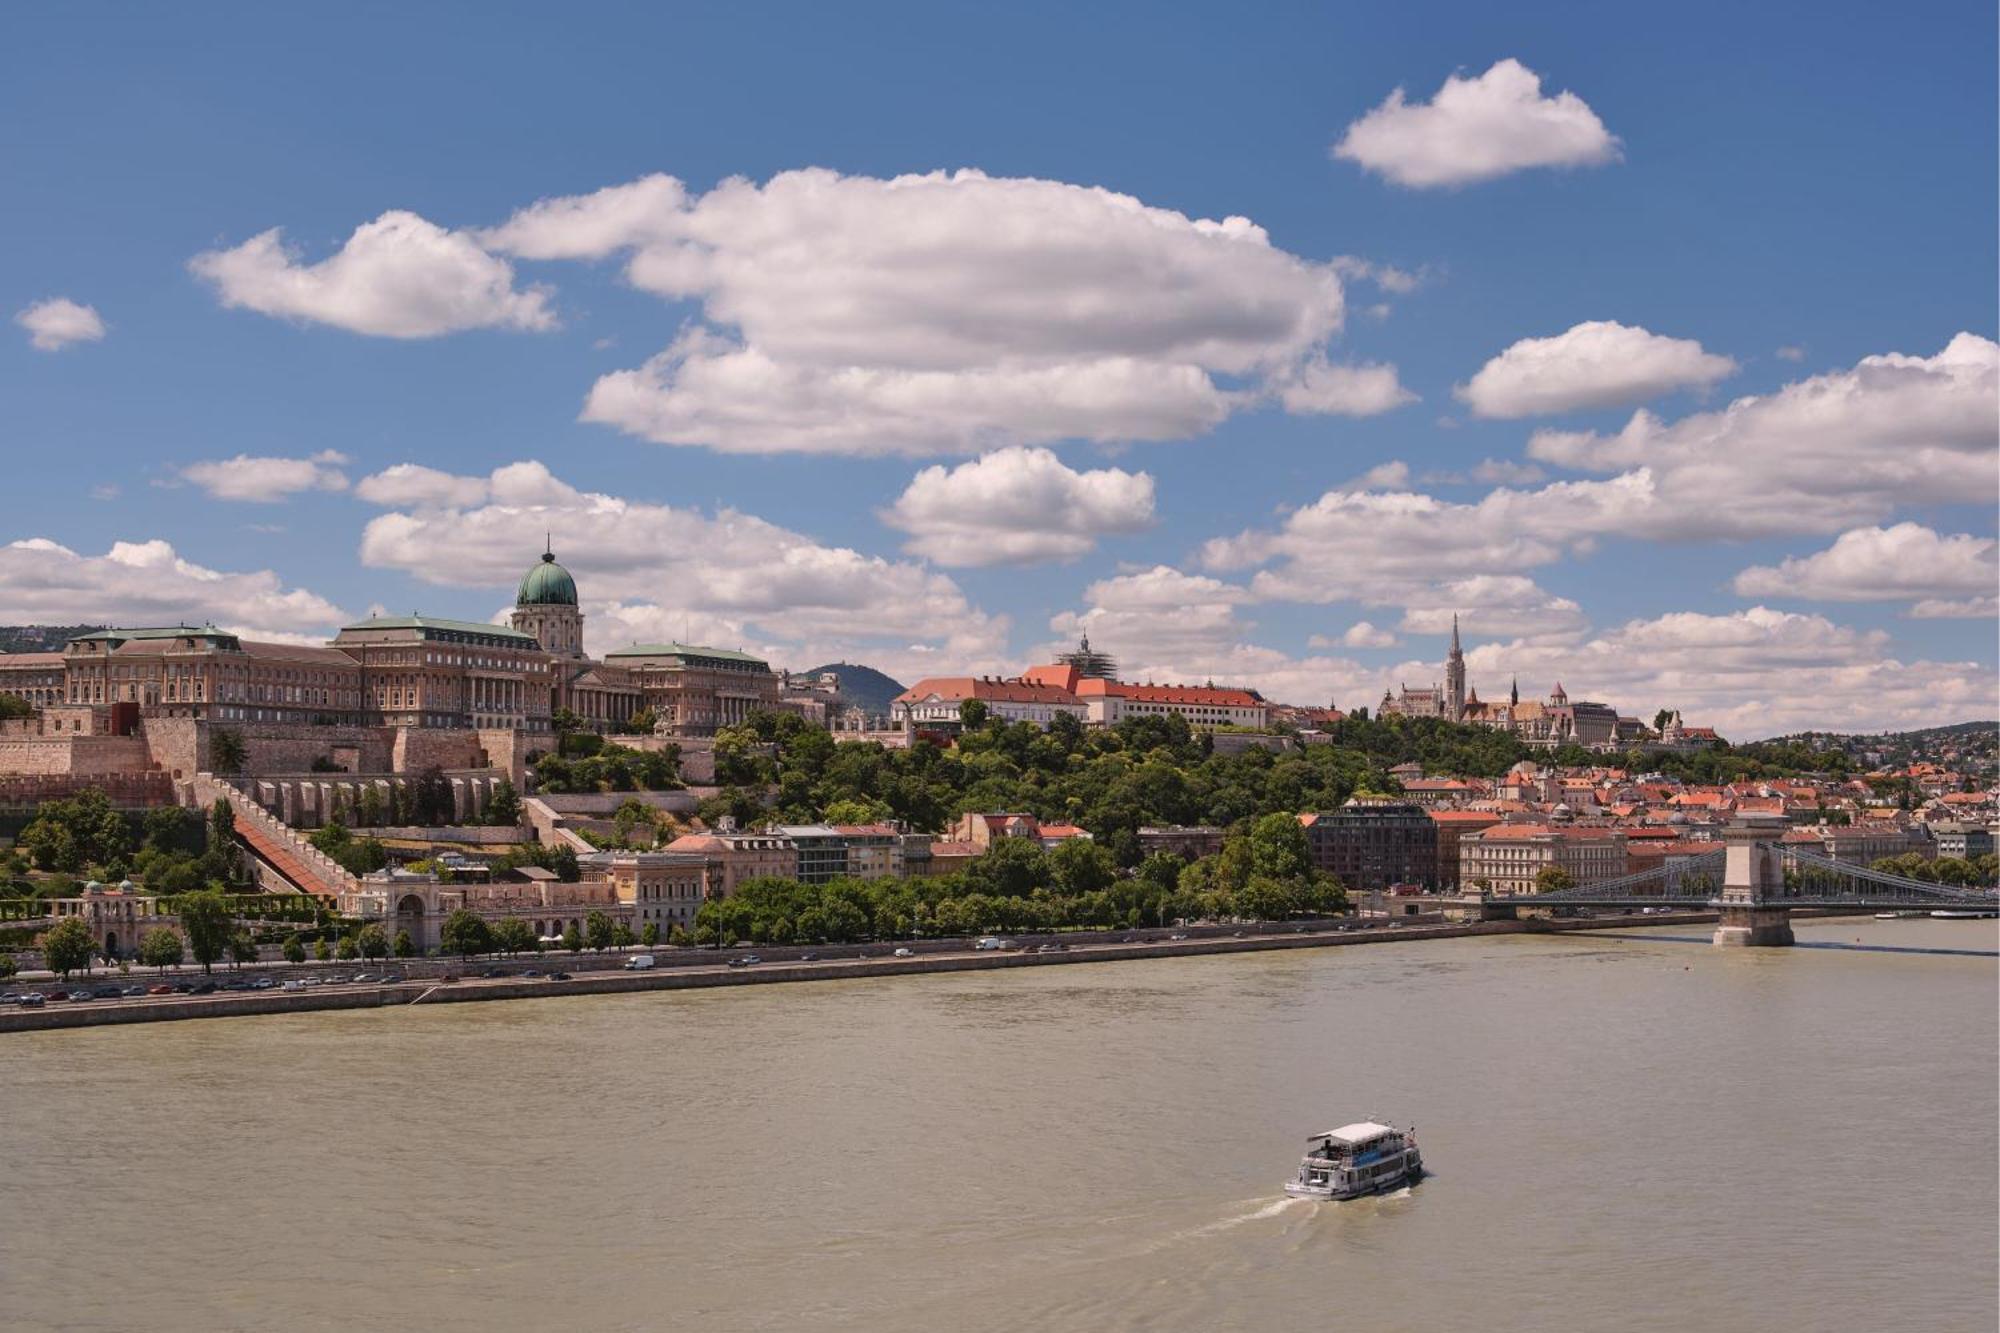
1472 816 1998 946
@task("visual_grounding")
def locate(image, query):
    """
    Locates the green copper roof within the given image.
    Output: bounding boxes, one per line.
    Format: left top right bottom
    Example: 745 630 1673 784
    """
516 550 579 607
605 642 770 666
338 616 537 643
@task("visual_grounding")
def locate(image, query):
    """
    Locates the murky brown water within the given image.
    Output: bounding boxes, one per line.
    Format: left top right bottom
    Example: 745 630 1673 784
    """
2 917 1994 1333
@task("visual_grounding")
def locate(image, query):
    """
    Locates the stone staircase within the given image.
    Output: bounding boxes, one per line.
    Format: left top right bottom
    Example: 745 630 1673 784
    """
183 772 361 901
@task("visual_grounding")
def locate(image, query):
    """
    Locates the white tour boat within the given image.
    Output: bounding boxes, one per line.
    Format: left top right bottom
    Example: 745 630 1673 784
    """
1284 1121 1423 1200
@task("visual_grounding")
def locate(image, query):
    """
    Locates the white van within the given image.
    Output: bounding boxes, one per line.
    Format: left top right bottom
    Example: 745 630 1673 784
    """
973 937 1004 951
624 955 657 970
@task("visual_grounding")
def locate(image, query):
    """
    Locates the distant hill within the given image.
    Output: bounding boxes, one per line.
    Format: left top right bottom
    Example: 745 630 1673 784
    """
801 662 907 717
0 624 100 654
1758 721 1997 774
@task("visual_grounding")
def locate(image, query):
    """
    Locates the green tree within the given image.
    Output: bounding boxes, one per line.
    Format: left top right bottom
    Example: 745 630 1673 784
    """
440 909 491 958
585 910 614 951
204 798 243 885
355 784 385 828
143 805 197 854
0 692 33 719
493 917 536 955
611 922 636 948
19 788 133 874
552 845 581 882
335 934 360 960
1248 812 1313 883
176 888 234 974
209 727 246 774
562 923 584 952
42 917 97 978
137 926 186 972
282 933 307 964
314 937 331 962
1050 838 1117 896
356 923 389 962
391 929 414 959
640 921 660 947
228 931 258 968
957 698 989 730
484 778 522 827
1534 865 1577 895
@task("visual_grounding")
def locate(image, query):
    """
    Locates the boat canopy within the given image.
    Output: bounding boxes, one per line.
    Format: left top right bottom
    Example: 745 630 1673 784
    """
1317 1122 1396 1145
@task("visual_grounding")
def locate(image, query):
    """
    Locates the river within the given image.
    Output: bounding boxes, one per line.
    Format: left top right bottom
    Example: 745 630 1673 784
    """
2 916 1994 1332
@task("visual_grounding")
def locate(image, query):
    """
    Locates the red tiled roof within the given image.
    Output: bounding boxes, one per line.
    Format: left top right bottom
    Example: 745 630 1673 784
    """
1074 677 1264 707
894 677 1080 706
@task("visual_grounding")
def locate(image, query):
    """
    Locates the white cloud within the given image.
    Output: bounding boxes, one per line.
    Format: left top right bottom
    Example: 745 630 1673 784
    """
357 460 1007 681
179 450 350 502
485 167 1357 456
1043 567 1380 707
1465 606 1991 738
1333 59 1622 189
881 446 1154 566
1339 459 1412 491
1396 575 1588 639
189 211 555 338
1201 470 1659 604
1337 621 1398 649
1277 358 1418 416
353 462 496 509
1529 333 2000 538
1776 345 1806 362
15 297 106 351
1733 524 1997 616
1470 458 1547 485
0 538 347 638
1457 320 1738 418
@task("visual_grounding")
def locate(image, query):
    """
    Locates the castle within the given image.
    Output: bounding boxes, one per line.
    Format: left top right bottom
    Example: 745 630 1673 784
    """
1378 617 1624 748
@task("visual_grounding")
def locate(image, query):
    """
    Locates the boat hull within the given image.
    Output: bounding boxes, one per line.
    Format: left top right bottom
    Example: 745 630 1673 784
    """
1284 1152 1423 1200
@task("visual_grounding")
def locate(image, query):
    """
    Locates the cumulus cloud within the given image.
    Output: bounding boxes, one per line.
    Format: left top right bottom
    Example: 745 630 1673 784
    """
1043 567 1381 707
1276 358 1418 416
1732 524 1997 615
353 462 496 509
1528 332 2000 537
1464 606 1991 738
357 460 1006 681
15 297 106 350
881 446 1155 566
189 211 556 338
1396 575 1588 639
484 168 1357 455
1201 470 1658 604
1457 320 1738 418
0 538 347 637
179 450 350 502
1333 59 1622 189
1337 622 1398 649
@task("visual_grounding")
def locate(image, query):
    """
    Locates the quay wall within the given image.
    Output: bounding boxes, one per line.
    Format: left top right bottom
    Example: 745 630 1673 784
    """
0 912 1731 1034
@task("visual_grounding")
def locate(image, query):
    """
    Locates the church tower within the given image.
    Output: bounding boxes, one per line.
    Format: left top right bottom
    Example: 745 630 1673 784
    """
1445 614 1467 721
510 541 585 659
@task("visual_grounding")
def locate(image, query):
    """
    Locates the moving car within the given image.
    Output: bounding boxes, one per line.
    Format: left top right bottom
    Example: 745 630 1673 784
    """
624 955 657 970
892 947 914 957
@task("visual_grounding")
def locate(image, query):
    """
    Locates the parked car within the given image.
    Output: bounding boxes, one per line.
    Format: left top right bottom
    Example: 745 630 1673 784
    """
892 947 914 958
191 981 218 995
799 953 820 962
17 992 47 1007
121 984 147 996
351 973 376 983
547 971 572 981
727 956 758 968
282 980 306 992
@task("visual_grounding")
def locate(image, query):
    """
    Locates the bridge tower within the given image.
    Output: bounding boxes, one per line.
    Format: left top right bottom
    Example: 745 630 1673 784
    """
1713 816 1795 947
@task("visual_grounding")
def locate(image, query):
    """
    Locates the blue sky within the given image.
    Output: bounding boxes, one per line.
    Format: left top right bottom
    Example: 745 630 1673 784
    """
3 0 1995 737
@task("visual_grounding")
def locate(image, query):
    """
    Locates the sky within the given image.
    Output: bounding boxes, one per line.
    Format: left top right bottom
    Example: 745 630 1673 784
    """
3 0 1995 739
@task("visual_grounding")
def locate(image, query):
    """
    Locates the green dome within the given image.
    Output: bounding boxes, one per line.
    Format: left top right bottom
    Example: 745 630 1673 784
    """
516 551 578 606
